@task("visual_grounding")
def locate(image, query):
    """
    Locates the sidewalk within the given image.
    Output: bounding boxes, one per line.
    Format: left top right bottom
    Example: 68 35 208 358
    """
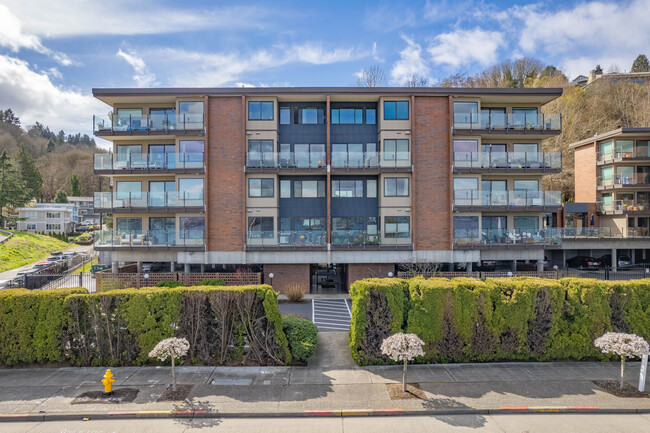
0 359 648 420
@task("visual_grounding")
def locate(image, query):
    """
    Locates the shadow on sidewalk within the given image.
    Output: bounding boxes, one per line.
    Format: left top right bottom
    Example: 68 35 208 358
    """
422 398 487 428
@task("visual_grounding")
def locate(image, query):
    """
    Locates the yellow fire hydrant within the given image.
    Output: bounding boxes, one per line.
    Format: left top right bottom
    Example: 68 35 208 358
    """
101 369 115 394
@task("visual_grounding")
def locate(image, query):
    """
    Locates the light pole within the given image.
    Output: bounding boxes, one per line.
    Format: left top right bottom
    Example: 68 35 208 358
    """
269 272 274 287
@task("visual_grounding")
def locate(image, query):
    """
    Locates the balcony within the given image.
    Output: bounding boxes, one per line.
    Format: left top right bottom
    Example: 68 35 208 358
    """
598 200 650 214
597 173 650 189
245 152 411 171
454 228 563 249
245 230 412 250
597 149 650 164
453 152 561 173
94 153 204 174
561 227 650 240
93 113 204 136
453 190 562 211
452 113 561 135
94 229 204 251
94 192 204 213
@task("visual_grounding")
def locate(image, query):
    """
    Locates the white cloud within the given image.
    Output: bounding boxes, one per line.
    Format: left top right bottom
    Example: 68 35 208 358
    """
3 0 273 37
290 43 355 65
0 54 104 137
390 35 430 85
116 49 157 87
428 27 504 68
0 5 74 65
363 3 416 33
372 42 384 63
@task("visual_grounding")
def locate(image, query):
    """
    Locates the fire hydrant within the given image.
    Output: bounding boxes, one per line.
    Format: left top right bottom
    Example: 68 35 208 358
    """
101 369 115 395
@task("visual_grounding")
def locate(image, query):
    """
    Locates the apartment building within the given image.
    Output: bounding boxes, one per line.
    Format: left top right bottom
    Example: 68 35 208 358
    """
17 203 75 234
67 196 100 225
567 127 650 267
92 87 562 292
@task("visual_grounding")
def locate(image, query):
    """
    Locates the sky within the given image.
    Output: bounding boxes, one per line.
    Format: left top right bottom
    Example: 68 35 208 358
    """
1 0 649 146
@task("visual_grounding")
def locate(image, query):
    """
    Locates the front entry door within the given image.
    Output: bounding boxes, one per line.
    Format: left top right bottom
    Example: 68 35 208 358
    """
310 264 348 294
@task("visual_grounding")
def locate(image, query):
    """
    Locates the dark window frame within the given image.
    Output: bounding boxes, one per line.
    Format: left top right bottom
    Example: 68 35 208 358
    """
383 101 409 120
248 101 274 121
384 177 410 197
248 178 275 198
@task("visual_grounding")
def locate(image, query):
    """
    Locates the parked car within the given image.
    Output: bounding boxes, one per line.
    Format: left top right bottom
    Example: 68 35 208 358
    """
50 251 63 256
76 226 90 233
566 255 602 269
32 262 52 270
597 254 633 268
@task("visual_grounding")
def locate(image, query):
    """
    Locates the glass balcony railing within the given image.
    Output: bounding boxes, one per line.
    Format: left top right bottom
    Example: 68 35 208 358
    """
331 230 380 246
454 228 563 246
93 113 204 134
94 230 204 247
453 113 561 132
245 152 411 169
453 190 562 208
246 230 411 247
598 200 650 213
94 192 204 210
94 153 204 171
453 152 561 170
597 173 650 187
597 149 650 162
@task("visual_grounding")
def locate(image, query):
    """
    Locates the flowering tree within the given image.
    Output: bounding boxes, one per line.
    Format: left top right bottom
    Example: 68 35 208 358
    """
149 337 190 392
381 333 425 392
594 332 649 389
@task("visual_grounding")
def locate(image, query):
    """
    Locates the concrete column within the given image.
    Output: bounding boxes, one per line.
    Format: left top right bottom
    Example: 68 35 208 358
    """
562 249 566 268
170 261 175 272
643 249 647 261
200 264 206 273
511 260 517 271
184 263 191 273
537 260 544 272
466 262 473 274
611 248 617 272
111 261 118 274
137 261 143 273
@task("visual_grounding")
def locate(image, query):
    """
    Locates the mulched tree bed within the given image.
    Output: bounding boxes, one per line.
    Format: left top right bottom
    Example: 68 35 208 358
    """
386 383 427 400
72 388 139 404
593 380 649 398
156 384 194 402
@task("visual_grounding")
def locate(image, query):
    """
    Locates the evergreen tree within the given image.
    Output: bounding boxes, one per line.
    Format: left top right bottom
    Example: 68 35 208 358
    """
56 130 65 146
70 174 81 196
631 54 650 73
46 140 56 153
0 151 29 226
0 109 20 126
16 144 43 200
594 64 603 74
54 189 68 203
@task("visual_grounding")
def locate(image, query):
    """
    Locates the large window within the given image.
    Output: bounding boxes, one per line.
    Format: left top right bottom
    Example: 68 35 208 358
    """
512 107 539 127
384 139 409 161
248 101 274 120
149 181 174 206
299 108 323 124
454 216 478 239
248 178 274 197
115 108 142 129
248 217 274 238
366 108 376 124
385 216 410 238
179 140 204 163
514 216 539 232
279 107 290 125
149 217 175 244
178 101 204 125
116 181 142 200
294 180 325 198
453 102 478 124
178 178 204 200
384 178 409 197
480 107 506 128
616 140 634 156
116 145 142 164
46 212 61 219
116 217 142 234
149 108 175 130
332 180 364 198
248 140 274 167
179 217 204 239
331 108 363 124
384 101 409 120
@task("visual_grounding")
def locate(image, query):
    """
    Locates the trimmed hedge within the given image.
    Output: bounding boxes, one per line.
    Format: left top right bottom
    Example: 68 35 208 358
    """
282 315 318 362
0 285 290 367
350 277 650 365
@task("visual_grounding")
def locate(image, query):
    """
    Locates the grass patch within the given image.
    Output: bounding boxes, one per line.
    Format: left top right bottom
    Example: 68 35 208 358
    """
73 257 98 274
0 231 74 272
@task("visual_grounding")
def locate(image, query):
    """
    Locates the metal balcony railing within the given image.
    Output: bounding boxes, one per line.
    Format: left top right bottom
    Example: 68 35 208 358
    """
245 151 411 169
453 190 562 208
245 230 411 247
598 200 650 213
454 228 563 246
597 148 650 162
453 113 561 132
94 192 204 210
453 151 561 170
94 153 204 171
94 230 204 247
597 173 650 187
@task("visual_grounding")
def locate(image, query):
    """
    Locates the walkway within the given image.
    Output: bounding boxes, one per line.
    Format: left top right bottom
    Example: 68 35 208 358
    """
311 298 352 332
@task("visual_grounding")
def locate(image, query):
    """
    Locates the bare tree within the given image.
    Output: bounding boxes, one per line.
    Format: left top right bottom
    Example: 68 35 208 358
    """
355 65 387 87
398 262 442 279
403 74 430 87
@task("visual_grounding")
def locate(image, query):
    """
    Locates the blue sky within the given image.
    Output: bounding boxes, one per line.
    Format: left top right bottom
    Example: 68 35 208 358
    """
1 0 648 142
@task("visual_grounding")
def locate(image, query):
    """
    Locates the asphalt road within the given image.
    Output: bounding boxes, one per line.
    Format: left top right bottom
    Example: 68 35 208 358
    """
2 414 649 432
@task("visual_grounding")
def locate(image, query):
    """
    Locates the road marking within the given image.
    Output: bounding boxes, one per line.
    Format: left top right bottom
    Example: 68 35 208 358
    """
312 299 351 331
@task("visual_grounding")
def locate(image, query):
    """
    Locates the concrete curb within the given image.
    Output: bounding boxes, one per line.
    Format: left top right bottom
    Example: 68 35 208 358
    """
2 407 650 422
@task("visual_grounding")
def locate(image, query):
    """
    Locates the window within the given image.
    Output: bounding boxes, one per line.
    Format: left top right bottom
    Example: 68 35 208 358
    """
178 178 204 200
384 139 409 160
480 107 506 128
454 216 478 239
248 217 274 238
179 217 204 239
332 180 364 198
116 145 142 164
115 108 142 129
149 108 175 130
280 107 290 125
513 143 539 161
384 101 409 120
248 101 274 120
384 178 409 197
512 107 539 127
248 140 274 167
149 181 174 206
367 179 377 198
26 223 36 230
514 216 539 232
453 140 478 162
26 211 37 219
453 102 478 125
616 140 634 156
482 216 507 240
46 212 61 219
385 216 410 238
249 178 274 197
46 224 61 230
599 140 613 159
178 101 204 125
293 180 325 198
280 179 291 198
454 178 478 203
513 180 538 191
116 181 142 200
179 140 204 163
366 108 376 124
331 108 363 124
298 108 322 124
116 217 142 235
149 217 175 244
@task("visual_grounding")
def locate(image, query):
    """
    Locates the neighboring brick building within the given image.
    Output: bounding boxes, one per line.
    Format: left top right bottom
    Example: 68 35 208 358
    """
92 87 563 292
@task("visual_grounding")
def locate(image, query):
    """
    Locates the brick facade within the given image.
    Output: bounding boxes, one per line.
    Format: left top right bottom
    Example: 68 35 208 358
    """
412 96 452 250
265 264 311 294
206 97 245 251
347 263 395 287
574 143 597 203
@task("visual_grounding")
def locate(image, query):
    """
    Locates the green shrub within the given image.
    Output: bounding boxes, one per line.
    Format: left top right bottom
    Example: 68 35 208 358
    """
197 279 226 286
155 281 187 288
282 315 318 362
